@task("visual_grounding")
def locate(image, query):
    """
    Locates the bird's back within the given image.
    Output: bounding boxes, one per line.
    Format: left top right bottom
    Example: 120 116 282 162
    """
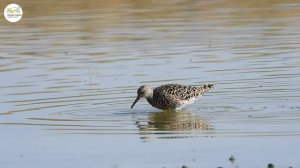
147 84 213 110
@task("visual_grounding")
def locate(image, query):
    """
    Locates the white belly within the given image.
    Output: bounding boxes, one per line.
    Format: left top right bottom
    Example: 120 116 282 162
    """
175 97 197 110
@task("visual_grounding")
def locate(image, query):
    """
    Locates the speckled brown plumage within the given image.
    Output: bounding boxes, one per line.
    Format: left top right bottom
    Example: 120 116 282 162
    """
131 84 213 110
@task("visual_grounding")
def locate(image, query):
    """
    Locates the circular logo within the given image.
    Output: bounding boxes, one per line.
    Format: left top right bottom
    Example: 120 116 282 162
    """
4 4 23 22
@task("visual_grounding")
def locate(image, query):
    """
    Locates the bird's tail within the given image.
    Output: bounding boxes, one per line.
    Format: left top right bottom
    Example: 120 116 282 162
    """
199 84 214 94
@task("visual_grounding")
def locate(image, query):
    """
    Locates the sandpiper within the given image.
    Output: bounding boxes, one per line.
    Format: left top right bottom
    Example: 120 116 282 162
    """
131 84 213 110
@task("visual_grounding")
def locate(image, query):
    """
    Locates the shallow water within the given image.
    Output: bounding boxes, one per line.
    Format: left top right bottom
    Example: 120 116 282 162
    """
1 0 300 167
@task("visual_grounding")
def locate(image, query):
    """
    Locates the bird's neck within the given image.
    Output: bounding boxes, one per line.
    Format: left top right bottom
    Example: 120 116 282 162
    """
145 93 154 106
145 91 153 100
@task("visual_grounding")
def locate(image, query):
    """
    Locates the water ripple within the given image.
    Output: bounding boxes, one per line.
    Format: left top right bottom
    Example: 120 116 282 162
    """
0 0 300 140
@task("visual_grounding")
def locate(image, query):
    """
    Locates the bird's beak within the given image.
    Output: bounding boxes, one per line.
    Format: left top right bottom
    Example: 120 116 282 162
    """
131 95 140 109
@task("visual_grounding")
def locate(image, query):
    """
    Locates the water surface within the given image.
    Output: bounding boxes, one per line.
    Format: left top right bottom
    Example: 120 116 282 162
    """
1 0 300 167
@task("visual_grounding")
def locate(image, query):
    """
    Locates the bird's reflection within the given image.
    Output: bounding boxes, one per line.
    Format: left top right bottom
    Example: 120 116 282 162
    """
136 110 213 140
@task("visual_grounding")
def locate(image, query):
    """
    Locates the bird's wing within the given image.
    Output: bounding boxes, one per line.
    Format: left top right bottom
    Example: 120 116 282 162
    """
157 84 199 101
152 87 184 109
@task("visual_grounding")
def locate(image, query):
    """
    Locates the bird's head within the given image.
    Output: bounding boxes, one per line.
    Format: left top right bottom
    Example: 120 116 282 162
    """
131 85 153 109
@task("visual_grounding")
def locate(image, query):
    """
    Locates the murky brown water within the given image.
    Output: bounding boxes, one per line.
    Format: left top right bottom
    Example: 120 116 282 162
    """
1 0 300 167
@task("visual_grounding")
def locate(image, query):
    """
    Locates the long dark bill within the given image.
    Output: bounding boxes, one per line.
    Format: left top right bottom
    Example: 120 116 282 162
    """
131 96 140 109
